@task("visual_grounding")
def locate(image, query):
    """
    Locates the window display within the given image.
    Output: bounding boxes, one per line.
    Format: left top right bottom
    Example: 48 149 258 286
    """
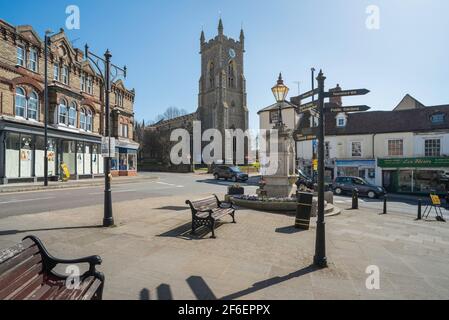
5 133 20 178
20 135 33 178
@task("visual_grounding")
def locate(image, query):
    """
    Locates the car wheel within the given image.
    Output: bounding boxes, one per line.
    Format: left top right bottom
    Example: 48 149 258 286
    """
368 191 376 199
232 176 238 182
214 174 219 180
335 188 343 195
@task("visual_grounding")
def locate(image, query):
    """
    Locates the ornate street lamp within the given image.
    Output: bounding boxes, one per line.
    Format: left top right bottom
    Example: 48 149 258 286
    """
44 30 54 187
271 73 289 126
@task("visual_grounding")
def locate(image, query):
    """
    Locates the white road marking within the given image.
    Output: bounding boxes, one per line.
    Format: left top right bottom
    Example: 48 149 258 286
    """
0 197 55 205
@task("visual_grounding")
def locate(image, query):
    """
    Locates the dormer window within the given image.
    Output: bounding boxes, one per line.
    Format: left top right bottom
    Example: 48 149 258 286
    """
62 66 69 85
115 91 124 107
431 113 445 124
53 63 60 81
336 113 347 127
29 48 38 72
87 77 93 94
17 46 25 66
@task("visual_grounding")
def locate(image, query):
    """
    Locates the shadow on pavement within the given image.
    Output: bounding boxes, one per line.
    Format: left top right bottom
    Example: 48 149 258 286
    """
139 284 174 301
0 225 103 237
275 225 308 234
157 221 228 240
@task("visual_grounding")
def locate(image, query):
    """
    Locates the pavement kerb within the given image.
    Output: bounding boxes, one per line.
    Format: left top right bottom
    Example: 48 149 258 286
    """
0 176 160 194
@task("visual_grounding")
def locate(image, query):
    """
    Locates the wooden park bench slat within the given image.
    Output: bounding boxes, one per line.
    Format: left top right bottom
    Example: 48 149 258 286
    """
0 236 104 300
186 195 236 238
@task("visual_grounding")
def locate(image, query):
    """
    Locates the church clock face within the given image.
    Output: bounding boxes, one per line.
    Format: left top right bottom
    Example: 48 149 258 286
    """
229 48 236 59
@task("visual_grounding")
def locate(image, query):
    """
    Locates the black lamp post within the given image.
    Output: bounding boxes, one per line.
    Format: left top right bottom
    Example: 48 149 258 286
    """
271 73 290 127
85 45 127 227
44 30 53 187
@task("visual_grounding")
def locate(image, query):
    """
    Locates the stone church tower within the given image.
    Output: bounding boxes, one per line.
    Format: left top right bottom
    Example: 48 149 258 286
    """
197 19 249 155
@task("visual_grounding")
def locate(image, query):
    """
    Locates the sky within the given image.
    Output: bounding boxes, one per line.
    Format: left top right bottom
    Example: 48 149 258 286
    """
1 0 448 130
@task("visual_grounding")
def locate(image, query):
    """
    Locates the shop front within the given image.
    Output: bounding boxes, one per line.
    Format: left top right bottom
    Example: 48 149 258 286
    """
378 157 449 195
0 120 104 184
110 139 139 177
335 159 377 185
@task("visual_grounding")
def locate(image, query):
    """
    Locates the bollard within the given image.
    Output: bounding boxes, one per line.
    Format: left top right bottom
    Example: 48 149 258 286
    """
383 195 388 214
352 188 359 210
417 199 422 220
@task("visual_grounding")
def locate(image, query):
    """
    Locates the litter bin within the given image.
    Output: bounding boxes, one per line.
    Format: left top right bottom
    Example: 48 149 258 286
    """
295 192 314 230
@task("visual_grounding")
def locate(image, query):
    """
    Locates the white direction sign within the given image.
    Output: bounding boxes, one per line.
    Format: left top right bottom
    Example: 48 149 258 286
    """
101 137 116 157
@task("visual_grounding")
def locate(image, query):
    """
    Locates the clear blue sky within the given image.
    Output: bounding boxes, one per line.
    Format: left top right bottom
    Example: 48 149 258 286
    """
1 0 448 129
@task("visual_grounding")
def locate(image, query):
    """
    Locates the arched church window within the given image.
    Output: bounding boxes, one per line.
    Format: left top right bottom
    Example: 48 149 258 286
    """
209 62 215 88
228 61 235 88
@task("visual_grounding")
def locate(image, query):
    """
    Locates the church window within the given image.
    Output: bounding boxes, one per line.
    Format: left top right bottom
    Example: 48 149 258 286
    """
209 62 215 88
228 61 235 88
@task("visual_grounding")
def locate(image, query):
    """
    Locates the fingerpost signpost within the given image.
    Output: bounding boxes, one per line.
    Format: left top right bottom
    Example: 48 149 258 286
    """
291 70 370 268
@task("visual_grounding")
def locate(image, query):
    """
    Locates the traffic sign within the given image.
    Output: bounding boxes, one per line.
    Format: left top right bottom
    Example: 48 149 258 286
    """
292 88 319 102
325 88 370 98
327 104 371 113
299 101 318 113
101 137 116 157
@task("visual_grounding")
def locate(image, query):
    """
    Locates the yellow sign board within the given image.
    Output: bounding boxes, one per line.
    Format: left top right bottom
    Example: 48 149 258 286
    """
430 195 441 206
60 163 70 182
313 159 318 171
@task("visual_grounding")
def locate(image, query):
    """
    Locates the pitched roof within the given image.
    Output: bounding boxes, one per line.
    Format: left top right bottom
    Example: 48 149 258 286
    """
258 100 297 114
325 104 449 136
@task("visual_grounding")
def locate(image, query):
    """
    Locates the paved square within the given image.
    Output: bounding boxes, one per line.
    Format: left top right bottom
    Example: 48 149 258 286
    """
1 192 448 300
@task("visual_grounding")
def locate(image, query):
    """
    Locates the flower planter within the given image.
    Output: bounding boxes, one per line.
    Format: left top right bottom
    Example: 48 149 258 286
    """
228 186 244 195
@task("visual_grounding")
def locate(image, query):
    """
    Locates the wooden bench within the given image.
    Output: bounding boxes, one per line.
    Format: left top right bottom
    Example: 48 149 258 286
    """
0 236 104 300
186 195 236 238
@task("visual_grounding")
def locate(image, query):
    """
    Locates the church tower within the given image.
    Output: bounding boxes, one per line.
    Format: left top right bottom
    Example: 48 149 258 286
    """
198 19 249 155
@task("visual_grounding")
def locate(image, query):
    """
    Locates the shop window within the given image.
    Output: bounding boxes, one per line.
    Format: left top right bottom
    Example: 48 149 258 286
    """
20 135 33 178
77 142 85 175
128 152 137 171
15 87 27 118
59 100 68 125
414 170 448 193
68 103 77 127
5 133 20 178
29 48 38 72
111 149 119 171
388 139 403 156
119 153 128 171
425 139 441 157
351 142 362 157
62 140 76 175
17 46 25 66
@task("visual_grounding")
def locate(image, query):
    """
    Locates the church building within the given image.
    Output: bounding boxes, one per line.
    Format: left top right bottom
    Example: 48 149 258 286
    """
142 19 249 170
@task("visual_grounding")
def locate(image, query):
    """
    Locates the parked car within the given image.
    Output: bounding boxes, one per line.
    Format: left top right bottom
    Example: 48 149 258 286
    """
213 166 249 182
332 176 386 199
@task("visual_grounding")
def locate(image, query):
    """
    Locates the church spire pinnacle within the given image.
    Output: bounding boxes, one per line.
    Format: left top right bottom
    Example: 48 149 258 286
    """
218 18 224 36
200 28 205 44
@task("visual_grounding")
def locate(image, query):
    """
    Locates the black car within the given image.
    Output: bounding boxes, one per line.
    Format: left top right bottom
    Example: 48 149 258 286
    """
213 166 248 182
332 176 386 199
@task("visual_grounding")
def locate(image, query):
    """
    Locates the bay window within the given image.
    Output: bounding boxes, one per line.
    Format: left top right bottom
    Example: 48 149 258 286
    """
28 92 39 120
68 102 77 126
59 100 68 124
54 63 60 81
79 108 86 130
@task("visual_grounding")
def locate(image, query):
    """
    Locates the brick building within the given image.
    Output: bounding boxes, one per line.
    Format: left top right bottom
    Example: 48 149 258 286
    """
0 19 138 184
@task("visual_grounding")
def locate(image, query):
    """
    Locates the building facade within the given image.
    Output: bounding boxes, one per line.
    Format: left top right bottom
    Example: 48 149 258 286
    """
294 94 449 195
0 20 138 184
141 19 249 168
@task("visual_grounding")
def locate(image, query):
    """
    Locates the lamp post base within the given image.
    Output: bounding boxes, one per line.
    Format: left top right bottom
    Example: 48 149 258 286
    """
313 256 328 269
103 217 115 228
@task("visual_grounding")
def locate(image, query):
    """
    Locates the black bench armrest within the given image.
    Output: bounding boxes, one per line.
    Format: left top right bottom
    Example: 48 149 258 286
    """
23 235 102 276
213 194 235 210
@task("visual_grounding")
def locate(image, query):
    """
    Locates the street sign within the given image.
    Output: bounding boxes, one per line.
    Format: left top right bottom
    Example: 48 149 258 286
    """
291 88 319 103
299 101 318 113
325 88 370 98
326 104 371 113
101 137 116 157
296 134 317 142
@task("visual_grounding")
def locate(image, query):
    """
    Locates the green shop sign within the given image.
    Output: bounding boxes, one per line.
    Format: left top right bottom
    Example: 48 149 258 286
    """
378 157 449 168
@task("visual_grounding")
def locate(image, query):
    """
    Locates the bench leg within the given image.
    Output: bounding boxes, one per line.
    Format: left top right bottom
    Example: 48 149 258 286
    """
191 220 197 235
210 219 216 239
231 211 236 224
